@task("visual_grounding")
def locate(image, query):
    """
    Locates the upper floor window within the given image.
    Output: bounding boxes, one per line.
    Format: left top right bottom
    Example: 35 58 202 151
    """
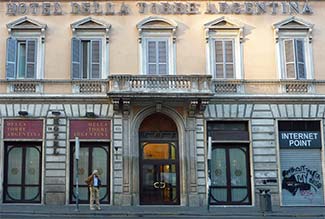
6 17 46 80
71 17 110 80
273 17 313 80
137 17 177 75
205 17 243 80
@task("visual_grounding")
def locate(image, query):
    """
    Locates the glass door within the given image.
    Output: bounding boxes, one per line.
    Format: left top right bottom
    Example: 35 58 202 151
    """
70 143 110 204
140 142 179 205
210 144 251 205
4 142 42 203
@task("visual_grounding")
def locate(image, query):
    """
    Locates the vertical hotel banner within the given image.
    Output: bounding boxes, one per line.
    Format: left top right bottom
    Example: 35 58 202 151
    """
4 119 43 139
70 120 111 140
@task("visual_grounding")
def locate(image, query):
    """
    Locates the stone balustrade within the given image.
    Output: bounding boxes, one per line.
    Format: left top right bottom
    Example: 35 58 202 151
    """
212 79 316 94
108 75 212 94
0 78 320 95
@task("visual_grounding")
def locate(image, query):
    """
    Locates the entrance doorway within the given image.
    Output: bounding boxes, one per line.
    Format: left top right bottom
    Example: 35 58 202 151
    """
139 113 180 205
69 142 110 204
3 142 42 203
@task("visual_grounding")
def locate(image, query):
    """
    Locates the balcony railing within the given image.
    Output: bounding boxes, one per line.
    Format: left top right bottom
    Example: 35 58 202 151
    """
212 79 317 95
108 75 212 97
0 78 322 96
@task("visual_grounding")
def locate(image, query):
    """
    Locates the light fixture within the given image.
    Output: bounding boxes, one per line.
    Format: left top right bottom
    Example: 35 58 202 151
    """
85 112 96 118
18 111 28 116
51 111 61 116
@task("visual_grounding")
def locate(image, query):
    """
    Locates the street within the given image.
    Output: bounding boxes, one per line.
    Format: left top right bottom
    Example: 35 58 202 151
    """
1 214 325 219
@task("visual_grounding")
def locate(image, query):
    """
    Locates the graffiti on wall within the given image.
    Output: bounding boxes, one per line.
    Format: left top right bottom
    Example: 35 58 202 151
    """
282 165 322 200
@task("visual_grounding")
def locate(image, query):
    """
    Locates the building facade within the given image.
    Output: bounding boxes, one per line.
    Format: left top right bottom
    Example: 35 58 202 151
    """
0 0 324 208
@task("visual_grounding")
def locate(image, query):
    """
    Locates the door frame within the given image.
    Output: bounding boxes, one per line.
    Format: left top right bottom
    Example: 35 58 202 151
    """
209 143 252 205
69 142 110 204
3 141 42 203
139 131 180 205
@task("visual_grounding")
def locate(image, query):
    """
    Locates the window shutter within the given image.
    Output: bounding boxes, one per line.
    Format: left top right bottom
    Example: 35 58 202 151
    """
158 41 168 75
71 38 81 79
26 39 37 79
147 41 157 75
295 39 306 79
284 39 295 79
6 37 17 79
90 39 102 79
225 41 234 79
215 40 224 78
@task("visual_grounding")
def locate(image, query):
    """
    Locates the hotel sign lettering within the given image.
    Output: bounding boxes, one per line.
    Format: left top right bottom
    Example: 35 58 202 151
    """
279 131 321 149
6 1 313 16
70 120 111 140
4 119 43 139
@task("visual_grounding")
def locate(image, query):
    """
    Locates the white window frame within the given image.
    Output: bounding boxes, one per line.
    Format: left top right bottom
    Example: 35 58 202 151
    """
71 17 111 79
72 35 107 79
277 34 313 80
137 17 177 75
205 18 244 80
140 33 175 75
273 17 314 80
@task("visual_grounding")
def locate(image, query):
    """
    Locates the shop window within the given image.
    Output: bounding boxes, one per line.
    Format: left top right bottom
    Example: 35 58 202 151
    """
205 17 243 80
71 17 111 79
6 17 46 80
70 142 110 204
137 17 177 75
4 143 42 203
278 120 324 206
273 17 314 80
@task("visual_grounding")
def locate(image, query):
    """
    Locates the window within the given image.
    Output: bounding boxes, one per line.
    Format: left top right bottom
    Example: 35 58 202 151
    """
214 39 235 79
205 17 243 80
283 39 306 79
273 17 313 80
6 17 46 80
71 17 111 80
137 17 177 75
72 38 102 79
145 38 168 75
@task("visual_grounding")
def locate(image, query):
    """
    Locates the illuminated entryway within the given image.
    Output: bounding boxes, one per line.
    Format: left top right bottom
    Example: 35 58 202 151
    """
139 113 180 205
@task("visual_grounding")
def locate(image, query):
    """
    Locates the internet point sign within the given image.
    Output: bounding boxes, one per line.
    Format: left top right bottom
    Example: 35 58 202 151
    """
279 131 321 149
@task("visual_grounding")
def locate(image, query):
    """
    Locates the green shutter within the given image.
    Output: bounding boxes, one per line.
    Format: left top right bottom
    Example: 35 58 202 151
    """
26 39 37 79
90 39 101 79
6 37 17 79
71 38 81 79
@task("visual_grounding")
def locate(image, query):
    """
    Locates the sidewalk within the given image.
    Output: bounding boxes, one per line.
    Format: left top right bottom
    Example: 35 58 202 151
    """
1 204 325 218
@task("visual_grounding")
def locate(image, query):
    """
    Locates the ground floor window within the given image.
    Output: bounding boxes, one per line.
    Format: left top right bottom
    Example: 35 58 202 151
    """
69 142 110 204
3 142 42 203
210 144 251 205
279 120 324 206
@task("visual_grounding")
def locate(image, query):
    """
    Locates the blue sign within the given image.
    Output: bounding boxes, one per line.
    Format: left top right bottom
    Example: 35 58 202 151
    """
279 131 321 149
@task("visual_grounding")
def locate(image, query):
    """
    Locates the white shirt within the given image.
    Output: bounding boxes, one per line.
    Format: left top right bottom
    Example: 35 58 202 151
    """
93 175 99 187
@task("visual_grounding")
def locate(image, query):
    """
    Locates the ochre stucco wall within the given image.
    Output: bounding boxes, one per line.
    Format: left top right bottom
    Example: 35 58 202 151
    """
0 1 322 81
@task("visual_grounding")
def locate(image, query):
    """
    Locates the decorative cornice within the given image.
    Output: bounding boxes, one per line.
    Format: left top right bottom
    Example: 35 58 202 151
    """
137 16 177 44
273 16 314 43
204 16 244 43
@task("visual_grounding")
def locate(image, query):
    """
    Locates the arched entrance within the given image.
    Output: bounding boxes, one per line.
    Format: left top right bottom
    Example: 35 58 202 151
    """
139 113 180 205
